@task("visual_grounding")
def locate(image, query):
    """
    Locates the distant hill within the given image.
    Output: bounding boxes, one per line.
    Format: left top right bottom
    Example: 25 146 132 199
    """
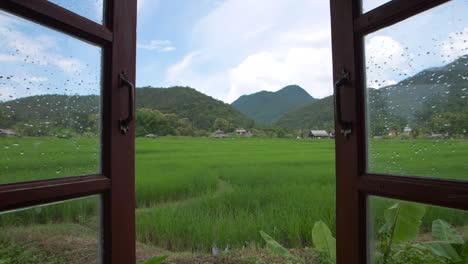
276 55 467 132
275 95 334 131
231 85 316 125
136 87 255 130
379 55 467 123
0 86 256 131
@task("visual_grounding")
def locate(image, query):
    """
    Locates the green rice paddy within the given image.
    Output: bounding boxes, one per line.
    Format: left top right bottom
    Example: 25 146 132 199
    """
1 137 467 253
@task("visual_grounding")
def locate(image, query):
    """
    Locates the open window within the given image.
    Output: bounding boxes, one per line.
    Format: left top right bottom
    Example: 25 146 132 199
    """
331 0 467 263
0 1 136 263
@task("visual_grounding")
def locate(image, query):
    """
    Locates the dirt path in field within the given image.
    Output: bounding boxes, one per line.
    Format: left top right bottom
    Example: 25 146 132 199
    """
137 178 234 212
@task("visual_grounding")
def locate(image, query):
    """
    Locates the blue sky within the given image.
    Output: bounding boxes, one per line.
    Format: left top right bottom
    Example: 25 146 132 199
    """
0 0 466 103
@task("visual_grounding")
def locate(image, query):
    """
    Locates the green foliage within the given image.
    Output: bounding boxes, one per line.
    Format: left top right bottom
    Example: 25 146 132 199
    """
0 240 64 264
136 108 193 137
136 86 256 130
312 221 336 263
259 231 295 258
232 85 315 125
376 201 468 264
138 255 168 264
213 118 234 132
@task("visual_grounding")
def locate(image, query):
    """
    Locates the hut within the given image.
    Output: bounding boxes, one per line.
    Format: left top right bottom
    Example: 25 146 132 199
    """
0 129 19 136
210 130 228 138
308 130 330 139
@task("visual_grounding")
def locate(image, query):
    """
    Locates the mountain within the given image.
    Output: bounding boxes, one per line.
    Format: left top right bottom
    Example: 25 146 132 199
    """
0 87 256 132
378 55 467 123
276 55 467 132
136 87 255 130
275 95 334 131
231 85 316 125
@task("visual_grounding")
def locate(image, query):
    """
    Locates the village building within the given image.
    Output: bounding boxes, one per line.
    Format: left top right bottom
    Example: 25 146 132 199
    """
0 129 19 136
210 129 228 138
308 130 330 139
235 129 247 135
145 134 159 139
403 126 412 135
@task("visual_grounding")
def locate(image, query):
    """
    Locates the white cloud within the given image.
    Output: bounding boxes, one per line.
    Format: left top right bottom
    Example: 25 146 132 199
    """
365 35 405 88
163 0 333 102
137 40 175 52
440 27 468 61
0 14 83 74
227 47 333 103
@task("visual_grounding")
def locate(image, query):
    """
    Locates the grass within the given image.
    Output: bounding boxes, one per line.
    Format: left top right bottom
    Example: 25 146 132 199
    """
1 136 467 257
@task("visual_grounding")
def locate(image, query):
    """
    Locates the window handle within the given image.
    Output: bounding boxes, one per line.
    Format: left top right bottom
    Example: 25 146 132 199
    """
334 70 352 137
119 72 135 134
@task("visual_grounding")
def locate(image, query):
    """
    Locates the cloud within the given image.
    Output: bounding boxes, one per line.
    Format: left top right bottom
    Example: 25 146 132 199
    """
163 0 333 102
440 27 468 61
137 40 176 52
365 35 405 88
0 16 83 74
227 46 333 103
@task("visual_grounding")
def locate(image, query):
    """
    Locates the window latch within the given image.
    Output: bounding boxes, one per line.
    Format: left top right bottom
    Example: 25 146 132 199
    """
119 72 135 134
334 70 352 137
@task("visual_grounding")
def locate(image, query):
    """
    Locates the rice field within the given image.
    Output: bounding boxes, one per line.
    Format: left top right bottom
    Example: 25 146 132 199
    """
1 137 467 256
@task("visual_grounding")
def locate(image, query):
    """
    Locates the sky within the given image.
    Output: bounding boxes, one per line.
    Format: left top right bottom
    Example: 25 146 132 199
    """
0 0 466 103
136 0 467 102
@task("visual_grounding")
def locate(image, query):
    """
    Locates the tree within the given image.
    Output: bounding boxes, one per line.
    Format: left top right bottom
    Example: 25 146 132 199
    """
212 118 233 132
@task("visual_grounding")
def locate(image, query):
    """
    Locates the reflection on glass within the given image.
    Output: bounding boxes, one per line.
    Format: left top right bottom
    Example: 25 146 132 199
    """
0 196 101 263
362 0 392 13
369 196 468 264
48 0 104 24
0 11 102 184
365 0 468 180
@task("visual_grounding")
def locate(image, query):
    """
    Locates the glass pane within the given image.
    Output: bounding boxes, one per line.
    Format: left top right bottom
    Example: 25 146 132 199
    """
47 0 104 25
369 196 468 264
365 0 468 180
0 11 102 184
0 196 101 263
362 0 392 14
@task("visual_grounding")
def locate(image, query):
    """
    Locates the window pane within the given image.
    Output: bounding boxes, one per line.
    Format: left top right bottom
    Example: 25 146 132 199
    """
0 196 101 263
361 0 391 14
369 196 468 264
47 0 104 25
0 11 102 184
364 0 468 180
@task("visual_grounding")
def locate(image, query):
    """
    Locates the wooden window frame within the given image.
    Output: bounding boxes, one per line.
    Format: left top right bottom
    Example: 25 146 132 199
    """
331 0 468 263
0 1 136 263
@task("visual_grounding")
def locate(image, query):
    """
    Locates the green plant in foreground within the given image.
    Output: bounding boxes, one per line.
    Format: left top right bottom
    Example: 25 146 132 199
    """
377 202 468 264
312 221 336 264
260 221 337 264
138 255 168 264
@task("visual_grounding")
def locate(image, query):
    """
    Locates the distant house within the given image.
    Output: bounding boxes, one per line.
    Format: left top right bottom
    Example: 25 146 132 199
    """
308 130 330 139
235 129 247 135
403 126 412 135
0 129 19 136
388 130 398 136
210 129 228 138
145 134 159 139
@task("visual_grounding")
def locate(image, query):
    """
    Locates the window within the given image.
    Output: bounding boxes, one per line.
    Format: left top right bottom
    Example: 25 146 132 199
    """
331 0 468 263
0 1 137 263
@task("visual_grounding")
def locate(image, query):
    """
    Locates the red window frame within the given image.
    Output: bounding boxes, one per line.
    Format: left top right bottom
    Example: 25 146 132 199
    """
331 0 468 263
0 1 137 263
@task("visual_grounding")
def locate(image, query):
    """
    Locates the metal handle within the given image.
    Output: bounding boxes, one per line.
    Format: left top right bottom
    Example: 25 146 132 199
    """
119 72 135 134
334 70 352 136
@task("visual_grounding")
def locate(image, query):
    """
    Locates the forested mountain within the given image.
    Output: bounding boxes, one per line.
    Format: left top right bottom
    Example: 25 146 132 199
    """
276 55 467 136
0 87 256 136
380 55 467 123
231 85 316 125
136 87 255 130
275 95 334 131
